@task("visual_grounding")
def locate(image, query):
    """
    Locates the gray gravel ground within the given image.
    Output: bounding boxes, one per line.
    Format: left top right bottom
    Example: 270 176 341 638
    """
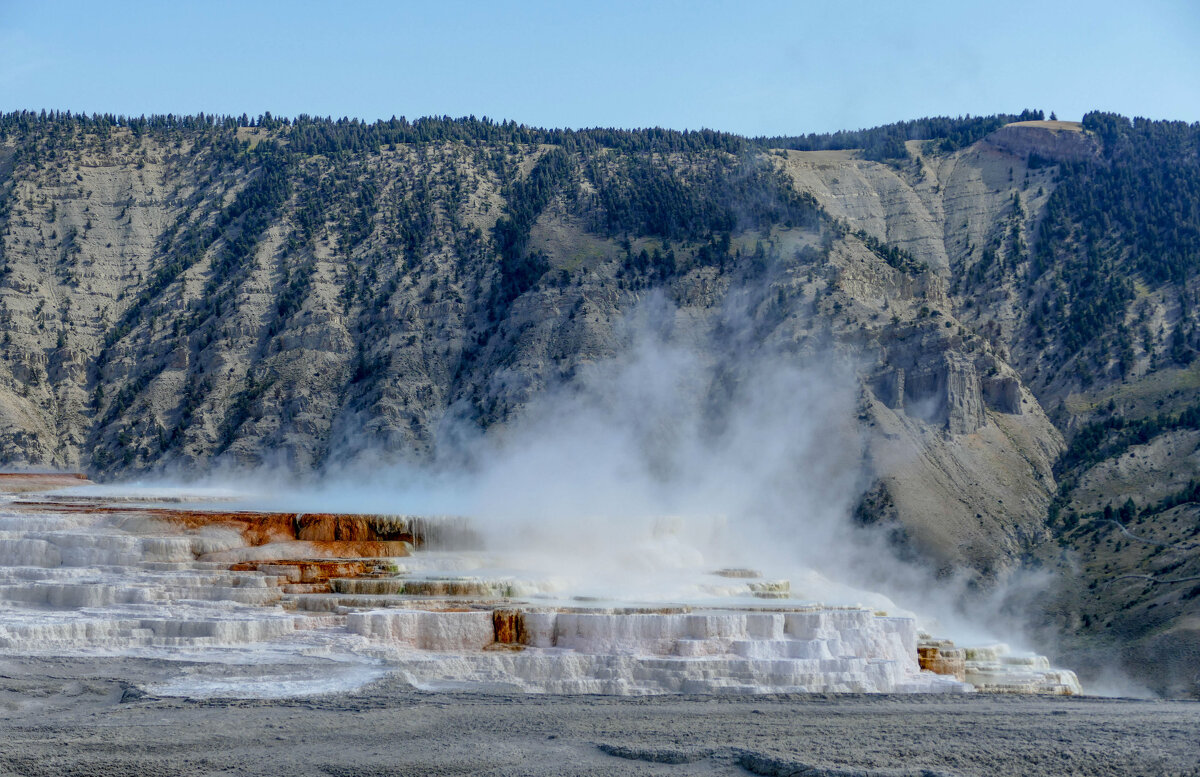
0 656 1197 777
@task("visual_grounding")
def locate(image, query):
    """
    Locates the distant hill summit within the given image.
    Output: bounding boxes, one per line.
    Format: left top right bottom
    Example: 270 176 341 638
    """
1 108 1198 695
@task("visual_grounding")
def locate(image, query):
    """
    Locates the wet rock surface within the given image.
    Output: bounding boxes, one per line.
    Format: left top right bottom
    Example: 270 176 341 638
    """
917 641 966 682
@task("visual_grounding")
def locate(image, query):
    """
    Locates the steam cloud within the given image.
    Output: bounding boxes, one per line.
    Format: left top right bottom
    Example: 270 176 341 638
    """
154 293 941 620
117 291 1103 674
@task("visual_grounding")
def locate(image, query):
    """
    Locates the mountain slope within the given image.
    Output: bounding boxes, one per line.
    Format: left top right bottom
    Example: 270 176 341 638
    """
1 110 1198 694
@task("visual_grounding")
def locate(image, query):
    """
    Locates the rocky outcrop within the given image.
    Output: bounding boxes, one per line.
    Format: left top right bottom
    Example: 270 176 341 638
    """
880 354 987 434
981 121 1098 163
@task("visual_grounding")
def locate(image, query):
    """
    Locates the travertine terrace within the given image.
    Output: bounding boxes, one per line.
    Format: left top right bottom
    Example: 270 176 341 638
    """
0 474 1079 696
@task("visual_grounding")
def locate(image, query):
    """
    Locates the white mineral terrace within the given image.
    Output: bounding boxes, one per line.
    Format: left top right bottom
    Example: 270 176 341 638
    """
0 481 1081 697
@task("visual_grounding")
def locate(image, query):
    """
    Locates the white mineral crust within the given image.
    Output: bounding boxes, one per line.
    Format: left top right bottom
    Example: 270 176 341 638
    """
0 494 1080 696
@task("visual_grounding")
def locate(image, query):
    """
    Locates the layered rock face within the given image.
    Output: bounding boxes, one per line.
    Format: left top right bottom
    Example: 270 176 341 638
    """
981 121 1098 163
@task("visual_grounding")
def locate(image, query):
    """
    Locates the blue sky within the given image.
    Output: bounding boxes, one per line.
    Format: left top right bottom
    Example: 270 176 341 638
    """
2 1 1198 136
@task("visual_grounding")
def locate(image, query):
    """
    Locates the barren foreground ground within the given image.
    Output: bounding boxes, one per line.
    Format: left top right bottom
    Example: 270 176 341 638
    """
0 657 1197 777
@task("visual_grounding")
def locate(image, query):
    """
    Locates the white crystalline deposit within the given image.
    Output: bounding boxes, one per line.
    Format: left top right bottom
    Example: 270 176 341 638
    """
348 610 495 651
390 651 966 695
0 504 301 652
0 494 1080 696
962 645 1082 695
346 607 970 694
0 607 298 650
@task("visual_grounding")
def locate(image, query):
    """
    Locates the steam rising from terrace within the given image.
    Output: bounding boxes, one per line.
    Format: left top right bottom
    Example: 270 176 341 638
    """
0 300 1082 696
157 298 1028 634
213 304 874 605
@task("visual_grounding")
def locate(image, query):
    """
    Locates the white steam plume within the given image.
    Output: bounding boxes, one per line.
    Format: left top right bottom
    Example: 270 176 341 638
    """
127 293 1063 656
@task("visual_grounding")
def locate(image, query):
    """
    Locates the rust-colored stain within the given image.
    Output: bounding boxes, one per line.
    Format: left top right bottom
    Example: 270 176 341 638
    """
399 579 494 597
162 511 299 546
281 583 333 595
10 503 427 550
230 560 373 583
230 559 397 593
918 643 967 681
493 609 524 644
296 513 417 544
7 501 466 550
301 540 412 558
